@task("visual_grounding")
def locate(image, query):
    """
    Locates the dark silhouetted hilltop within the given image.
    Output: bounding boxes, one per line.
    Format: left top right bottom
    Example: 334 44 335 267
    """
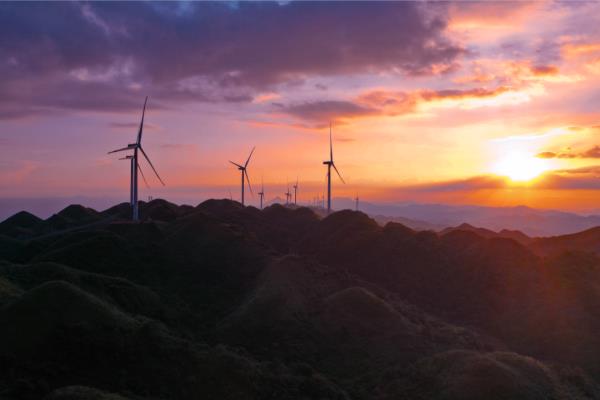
530 226 600 257
46 204 102 230
0 210 43 238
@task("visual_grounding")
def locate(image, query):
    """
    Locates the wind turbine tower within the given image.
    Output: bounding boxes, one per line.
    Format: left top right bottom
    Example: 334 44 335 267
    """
230 147 255 206
285 183 292 205
322 123 345 213
258 178 265 209
109 97 165 221
119 154 150 206
355 194 359 211
293 178 298 205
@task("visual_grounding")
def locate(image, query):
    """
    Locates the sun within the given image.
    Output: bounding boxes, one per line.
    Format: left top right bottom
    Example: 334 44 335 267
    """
493 152 550 182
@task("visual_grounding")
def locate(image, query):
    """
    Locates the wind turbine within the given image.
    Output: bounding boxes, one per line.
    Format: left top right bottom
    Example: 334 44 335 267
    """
121 155 134 206
258 177 265 209
284 182 292 205
355 194 359 211
119 155 149 206
109 97 164 221
230 147 255 206
293 177 298 205
323 123 345 213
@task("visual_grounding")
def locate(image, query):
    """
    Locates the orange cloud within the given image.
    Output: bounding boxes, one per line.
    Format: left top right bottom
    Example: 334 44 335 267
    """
446 2 541 29
563 42 600 58
536 145 600 159
530 65 559 76
282 85 519 125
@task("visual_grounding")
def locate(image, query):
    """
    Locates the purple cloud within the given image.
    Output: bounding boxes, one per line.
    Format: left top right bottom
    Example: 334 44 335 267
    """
283 100 377 126
0 2 463 119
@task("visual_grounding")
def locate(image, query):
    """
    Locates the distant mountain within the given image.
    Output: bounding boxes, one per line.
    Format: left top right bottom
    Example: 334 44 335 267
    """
441 223 532 245
334 197 600 236
1 199 600 399
372 214 445 231
530 226 600 257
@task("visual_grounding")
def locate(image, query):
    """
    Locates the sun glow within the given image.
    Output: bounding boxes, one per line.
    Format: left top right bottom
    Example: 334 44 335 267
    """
493 152 551 182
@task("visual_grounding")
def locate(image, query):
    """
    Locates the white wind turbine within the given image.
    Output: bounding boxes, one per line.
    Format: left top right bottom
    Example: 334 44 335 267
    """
293 177 299 205
322 123 345 213
229 147 255 206
109 97 164 221
258 177 265 209
284 180 292 205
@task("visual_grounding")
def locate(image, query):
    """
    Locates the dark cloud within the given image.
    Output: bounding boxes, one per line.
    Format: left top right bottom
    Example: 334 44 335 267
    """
419 87 510 101
0 2 463 119
537 169 600 190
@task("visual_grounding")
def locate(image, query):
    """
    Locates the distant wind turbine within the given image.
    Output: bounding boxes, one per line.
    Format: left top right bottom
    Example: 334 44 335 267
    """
323 123 345 213
258 177 265 209
230 147 255 206
109 97 164 221
293 177 298 205
285 182 292 205
355 194 359 211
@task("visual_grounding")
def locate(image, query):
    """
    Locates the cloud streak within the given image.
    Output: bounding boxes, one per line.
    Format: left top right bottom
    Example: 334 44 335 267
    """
281 85 515 125
536 145 600 159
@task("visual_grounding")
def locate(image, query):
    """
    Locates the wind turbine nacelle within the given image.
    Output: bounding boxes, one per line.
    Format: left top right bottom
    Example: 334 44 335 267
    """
323 161 332 165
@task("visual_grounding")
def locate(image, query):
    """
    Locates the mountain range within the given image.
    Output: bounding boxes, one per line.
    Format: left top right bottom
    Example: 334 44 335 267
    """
334 198 600 236
4 196 600 237
1 199 600 399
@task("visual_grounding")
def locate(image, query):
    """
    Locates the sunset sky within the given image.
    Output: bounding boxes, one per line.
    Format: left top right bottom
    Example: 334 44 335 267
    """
2 1 600 211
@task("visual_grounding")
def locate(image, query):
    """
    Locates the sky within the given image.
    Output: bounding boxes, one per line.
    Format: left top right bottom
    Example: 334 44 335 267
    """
2 1 600 212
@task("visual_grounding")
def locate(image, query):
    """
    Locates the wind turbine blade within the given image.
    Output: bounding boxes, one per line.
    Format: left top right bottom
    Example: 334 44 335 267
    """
108 145 134 154
332 163 345 184
245 170 253 194
136 96 148 145
138 164 150 189
244 146 255 168
139 146 165 186
329 122 333 162
229 160 243 168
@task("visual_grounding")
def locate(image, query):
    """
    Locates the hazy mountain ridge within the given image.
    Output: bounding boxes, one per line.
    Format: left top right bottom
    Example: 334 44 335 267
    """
1 199 600 399
333 198 600 236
